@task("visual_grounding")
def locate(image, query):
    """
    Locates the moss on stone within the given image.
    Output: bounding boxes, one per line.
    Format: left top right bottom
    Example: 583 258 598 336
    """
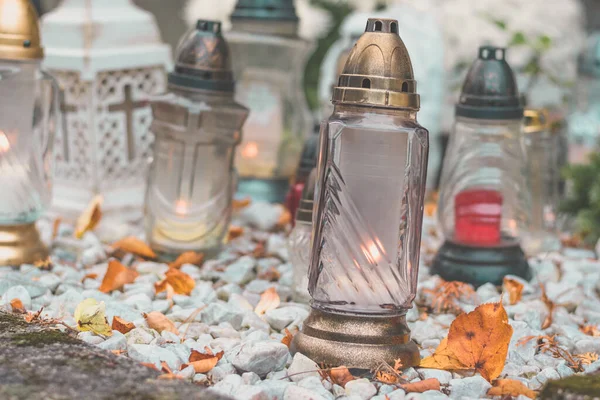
11 330 79 347
540 374 600 398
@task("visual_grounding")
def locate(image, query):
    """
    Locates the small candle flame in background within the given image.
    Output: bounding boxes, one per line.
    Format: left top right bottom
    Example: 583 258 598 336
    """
362 240 383 264
175 199 188 216
241 142 259 159
0 131 10 153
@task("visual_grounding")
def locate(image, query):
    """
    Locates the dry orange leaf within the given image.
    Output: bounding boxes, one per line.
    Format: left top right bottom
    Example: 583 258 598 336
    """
254 287 280 315
575 352 599 365
190 347 224 362
503 277 524 305
112 316 135 334
233 197 251 211
141 362 159 371
540 284 555 329
144 311 179 335
52 217 62 240
168 251 204 269
281 328 293 348
155 268 195 296
75 195 103 239
112 236 156 259
329 366 355 387
580 324 600 337
420 302 513 382
184 348 224 373
276 208 292 229
227 226 244 241
487 379 536 399
99 259 139 293
81 273 98 283
258 266 281 282
10 298 25 313
401 378 441 393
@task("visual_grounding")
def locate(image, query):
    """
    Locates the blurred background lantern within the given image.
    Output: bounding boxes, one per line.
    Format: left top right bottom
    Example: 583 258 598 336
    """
522 108 562 255
292 19 429 368
226 0 314 203
432 46 531 286
41 0 172 223
286 168 316 303
0 0 59 265
568 32 600 164
145 20 248 259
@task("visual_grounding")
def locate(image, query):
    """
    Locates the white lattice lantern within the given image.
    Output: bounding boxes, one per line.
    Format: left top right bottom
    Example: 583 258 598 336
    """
41 0 172 221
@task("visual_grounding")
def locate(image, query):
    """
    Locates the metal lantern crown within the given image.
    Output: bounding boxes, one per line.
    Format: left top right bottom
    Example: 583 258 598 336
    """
0 0 43 60
230 0 299 36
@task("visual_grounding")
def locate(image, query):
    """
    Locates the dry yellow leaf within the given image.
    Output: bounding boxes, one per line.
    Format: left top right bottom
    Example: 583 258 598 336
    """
99 259 139 293
10 298 25 313
401 378 441 393
144 311 179 335
112 316 135 334
74 298 113 336
420 302 513 382
168 252 204 269
75 195 103 239
155 268 195 296
503 277 524 305
254 287 280 315
487 379 537 399
112 236 156 259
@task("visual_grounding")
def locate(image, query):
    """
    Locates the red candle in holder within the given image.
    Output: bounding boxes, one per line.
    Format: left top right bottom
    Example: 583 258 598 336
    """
454 189 502 245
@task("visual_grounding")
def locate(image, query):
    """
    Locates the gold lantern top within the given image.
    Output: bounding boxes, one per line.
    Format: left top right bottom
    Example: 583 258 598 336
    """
0 0 43 60
332 18 419 110
523 108 551 134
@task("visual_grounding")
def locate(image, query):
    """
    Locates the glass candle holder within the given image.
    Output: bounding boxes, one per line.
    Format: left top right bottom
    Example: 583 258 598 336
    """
432 46 531 286
145 21 248 259
522 108 561 255
292 19 428 369
0 0 59 265
227 0 313 203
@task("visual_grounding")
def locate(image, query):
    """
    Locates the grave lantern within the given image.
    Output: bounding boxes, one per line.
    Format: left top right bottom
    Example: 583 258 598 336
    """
41 0 172 221
145 20 248 259
227 0 313 203
0 0 59 265
432 46 532 286
292 19 429 369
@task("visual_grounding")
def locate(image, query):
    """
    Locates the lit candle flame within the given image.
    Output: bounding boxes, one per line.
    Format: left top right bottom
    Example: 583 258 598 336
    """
241 142 259 159
175 199 188 216
0 131 10 153
361 240 383 264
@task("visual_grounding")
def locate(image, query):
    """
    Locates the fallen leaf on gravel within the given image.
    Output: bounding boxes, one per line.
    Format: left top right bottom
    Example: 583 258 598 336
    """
580 324 600 337
74 298 112 336
112 236 156 259
540 284 555 329
81 273 98 283
141 362 159 371
327 366 355 387
503 277 524 305
144 311 179 335
184 348 223 373
276 208 292 229
75 195 103 239
99 259 139 293
233 197 251 211
155 268 195 296
258 266 281 281
112 316 135 334
401 378 441 393
420 302 513 381
281 328 293 348
254 287 280 315
168 252 204 269
10 299 25 313
487 379 536 398
190 347 224 362
575 352 599 365
52 218 62 240
227 226 244 241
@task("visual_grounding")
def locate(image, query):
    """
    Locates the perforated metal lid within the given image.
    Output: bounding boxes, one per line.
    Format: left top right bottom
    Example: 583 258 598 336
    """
230 0 298 36
168 20 234 92
455 46 523 120
332 18 419 110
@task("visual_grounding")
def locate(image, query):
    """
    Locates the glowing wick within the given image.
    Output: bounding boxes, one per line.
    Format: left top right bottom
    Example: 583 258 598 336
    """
175 199 188 216
362 241 382 264
241 142 259 159
0 132 10 153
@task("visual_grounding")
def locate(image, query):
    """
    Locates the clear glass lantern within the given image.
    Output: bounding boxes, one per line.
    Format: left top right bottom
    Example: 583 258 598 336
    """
286 168 316 303
432 46 531 286
0 0 59 265
292 19 428 369
226 0 313 203
568 32 600 164
522 108 561 255
145 20 248 259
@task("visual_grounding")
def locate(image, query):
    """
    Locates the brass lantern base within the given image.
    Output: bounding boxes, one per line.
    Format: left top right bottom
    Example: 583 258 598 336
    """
0 223 48 266
291 308 420 371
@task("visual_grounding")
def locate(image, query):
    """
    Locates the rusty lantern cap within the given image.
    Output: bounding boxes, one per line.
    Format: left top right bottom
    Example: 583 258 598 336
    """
332 18 419 110
0 0 43 60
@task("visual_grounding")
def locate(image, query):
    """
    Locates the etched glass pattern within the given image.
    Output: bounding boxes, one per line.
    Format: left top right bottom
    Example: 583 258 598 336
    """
287 220 312 303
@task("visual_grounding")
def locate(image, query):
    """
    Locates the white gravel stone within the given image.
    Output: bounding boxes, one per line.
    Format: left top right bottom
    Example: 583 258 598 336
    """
97 331 127 351
265 307 310 331
212 374 243 396
418 368 452 384
2 285 32 310
178 365 196 380
126 327 156 345
387 389 406 400
574 338 600 354
77 331 105 345
529 368 560 390
239 203 284 231
283 385 328 400
38 273 62 292
223 256 256 285
287 353 320 382
257 380 292 400
193 373 208 384
232 341 289 377
345 379 377 400
332 384 346 398
235 385 270 400
267 235 288 260
449 376 491 399
127 344 182 371
123 293 153 312
242 371 261 385
201 302 245 329
298 376 334 400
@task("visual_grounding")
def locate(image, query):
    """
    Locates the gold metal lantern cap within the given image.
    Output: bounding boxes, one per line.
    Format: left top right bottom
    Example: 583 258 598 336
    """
0 0 43 60
332 18 419 110
524 108 551 134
